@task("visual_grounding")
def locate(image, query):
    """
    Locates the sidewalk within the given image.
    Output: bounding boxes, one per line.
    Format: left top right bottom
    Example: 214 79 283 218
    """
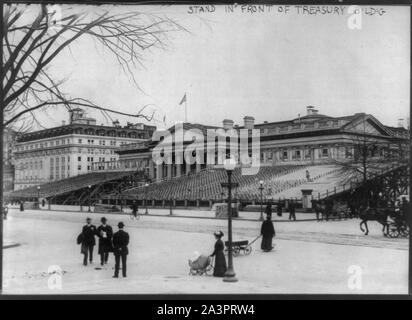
9 204 319 222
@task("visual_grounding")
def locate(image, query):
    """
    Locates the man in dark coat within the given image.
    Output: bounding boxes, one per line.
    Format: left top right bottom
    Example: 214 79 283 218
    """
288 200 296 221
113 222 129 278
131 201 139 218
261 213 275 252
81 217 97 266
96 217 113 266
276 202 282 217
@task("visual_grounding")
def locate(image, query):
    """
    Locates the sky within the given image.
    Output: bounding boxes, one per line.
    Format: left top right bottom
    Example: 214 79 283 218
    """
26 4 410 129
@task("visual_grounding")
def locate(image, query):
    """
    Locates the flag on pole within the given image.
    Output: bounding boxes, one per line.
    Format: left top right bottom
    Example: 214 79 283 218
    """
179 93 187 106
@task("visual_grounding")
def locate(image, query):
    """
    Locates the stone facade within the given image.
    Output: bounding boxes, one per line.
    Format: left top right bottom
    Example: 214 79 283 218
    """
13 109 156 190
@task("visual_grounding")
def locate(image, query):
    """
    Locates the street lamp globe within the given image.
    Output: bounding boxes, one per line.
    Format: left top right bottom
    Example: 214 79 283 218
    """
37 186 40 190
259 180 263 187
223 157 236 172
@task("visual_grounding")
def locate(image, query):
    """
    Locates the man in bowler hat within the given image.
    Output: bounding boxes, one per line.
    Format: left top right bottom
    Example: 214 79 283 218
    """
113 222 129 278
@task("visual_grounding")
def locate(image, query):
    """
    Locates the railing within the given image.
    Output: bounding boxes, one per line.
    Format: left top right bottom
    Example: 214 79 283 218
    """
316 162 408 200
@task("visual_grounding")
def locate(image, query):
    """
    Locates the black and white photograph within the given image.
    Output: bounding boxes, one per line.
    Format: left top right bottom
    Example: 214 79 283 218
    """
0 1 410 297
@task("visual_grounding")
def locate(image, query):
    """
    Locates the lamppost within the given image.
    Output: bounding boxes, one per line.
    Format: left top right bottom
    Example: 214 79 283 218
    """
259 180 264 221
145 183 149 214
37 186 40 209
88 185 91 212
221 157 239 283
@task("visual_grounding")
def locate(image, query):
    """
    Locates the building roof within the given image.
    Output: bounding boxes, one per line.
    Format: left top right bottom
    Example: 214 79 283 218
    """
16 122 156 143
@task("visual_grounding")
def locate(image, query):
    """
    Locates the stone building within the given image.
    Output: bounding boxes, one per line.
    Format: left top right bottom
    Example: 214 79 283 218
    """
92 106 409 182
12 108 156 190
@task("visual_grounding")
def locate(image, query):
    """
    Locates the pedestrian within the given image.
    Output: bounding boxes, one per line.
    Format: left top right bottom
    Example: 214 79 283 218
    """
19 200 24 212
80 217 96 266
314 201 322 222
210 231 227 277
3 202 9 220
96 217 113 266
325 199 333 221
113 222 129 278
42 199 46 207
276 202 282 217
131 201 138 218
306 169 310 182
265 203 273 217
261 211 275 252
289 200 296 221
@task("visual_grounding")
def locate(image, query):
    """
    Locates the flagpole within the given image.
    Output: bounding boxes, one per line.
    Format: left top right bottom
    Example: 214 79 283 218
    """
185 98 187 123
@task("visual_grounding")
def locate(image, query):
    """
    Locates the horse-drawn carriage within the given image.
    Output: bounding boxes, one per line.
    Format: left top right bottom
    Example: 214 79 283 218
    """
387 213 409 238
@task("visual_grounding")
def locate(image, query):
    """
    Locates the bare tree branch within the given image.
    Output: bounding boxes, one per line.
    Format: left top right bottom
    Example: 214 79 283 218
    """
2 4 185 130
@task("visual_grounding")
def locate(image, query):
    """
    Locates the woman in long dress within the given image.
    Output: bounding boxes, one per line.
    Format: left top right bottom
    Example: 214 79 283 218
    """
210 231 227 277
261 205 275 252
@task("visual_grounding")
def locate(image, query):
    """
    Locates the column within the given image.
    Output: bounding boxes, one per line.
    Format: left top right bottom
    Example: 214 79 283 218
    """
156 164 162 182
186 163 191 176
167 164 172 180
149 160 154 179
175 154 182 177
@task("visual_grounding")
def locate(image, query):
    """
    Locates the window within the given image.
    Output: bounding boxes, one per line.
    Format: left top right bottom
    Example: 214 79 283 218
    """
282 151 288 160
293 150 301 159
78 165 82 171
345 147 353 158
78 139 82 144
322 148 329 157
78 156 81 161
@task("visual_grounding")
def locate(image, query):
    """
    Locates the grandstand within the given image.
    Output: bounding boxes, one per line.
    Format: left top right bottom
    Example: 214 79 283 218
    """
119 164 318 201
116 161 405 205
5 170 142 202
7 159 405 211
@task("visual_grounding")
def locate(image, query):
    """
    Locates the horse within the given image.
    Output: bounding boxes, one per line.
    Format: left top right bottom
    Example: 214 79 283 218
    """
358 206 393 236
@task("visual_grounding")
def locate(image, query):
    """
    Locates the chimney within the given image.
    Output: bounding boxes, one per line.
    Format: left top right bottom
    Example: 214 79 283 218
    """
312 109 318 115
397 118 404 128
243 116 255 130
223 119 234 130
306 106 315 115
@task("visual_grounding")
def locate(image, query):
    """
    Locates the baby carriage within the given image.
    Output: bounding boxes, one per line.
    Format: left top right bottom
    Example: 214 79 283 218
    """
188 253 213 276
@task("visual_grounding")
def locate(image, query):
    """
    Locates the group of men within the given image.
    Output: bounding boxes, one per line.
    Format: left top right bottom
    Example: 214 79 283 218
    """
78 217 130 278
